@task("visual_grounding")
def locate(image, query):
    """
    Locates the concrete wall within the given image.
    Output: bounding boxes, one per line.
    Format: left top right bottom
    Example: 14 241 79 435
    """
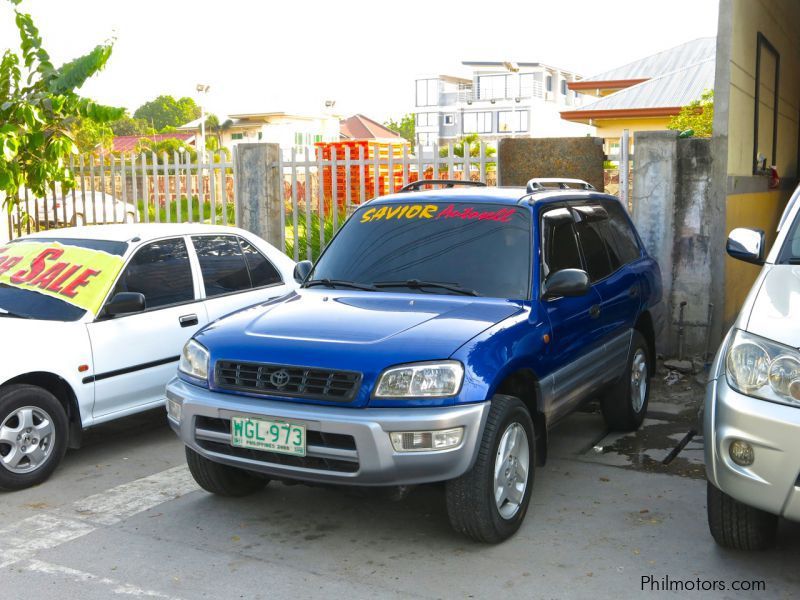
496 137 605 190
234 143 283 250
632 131 717 358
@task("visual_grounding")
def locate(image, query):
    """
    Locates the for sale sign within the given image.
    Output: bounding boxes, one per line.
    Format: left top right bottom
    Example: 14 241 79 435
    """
0 242 125 315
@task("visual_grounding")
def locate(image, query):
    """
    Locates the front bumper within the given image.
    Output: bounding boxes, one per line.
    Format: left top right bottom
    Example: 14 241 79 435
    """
167 378 490 486
705 375 800 521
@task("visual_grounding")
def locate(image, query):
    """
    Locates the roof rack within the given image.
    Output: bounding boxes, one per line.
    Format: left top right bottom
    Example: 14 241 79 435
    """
398 179 487 193
526 178 595 193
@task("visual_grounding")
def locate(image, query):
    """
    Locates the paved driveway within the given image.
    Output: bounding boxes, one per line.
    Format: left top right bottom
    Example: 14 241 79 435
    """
1 381 797 599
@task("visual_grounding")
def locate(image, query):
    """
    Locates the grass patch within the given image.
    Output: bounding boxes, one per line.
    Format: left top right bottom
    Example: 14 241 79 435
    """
136 197 235 225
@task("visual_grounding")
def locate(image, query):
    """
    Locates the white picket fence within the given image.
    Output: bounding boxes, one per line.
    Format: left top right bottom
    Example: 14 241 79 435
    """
2 151 234 241
276 142 498 261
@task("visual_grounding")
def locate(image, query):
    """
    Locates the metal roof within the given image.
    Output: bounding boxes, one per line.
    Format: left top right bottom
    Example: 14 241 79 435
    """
582 37 716 83
564 57 715 114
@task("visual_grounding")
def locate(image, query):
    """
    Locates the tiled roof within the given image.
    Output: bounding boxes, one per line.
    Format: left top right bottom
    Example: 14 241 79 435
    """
112 133 195 153
339 114 402 140
582 37 716 83
563 58 715 115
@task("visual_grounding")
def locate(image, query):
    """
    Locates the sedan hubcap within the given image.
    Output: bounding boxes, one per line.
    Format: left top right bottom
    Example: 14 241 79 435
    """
630 349 648 413
0 406 55 474
493 422 530 520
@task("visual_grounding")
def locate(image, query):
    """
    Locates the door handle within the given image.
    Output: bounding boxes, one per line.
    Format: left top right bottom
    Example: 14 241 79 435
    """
629 285 640 298
179 314 199 327
589 305 601 319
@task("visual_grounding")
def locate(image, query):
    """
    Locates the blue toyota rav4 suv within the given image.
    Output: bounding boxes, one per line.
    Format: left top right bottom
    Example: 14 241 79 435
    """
167 178 664 543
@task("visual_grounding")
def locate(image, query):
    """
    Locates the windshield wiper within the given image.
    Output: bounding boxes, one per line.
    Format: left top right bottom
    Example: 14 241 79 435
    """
302 279 377 292
373 279 479 296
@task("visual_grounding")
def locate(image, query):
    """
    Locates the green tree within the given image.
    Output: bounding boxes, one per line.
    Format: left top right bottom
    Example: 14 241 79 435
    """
667 89 713 137
133 95 200 132
71 118 112 153
438 134 497 159
0 0 123 200
384 113 415 145
109 115 153 136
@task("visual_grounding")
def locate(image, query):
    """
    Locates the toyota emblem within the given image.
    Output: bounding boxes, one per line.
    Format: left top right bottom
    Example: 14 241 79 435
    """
270 369 290 388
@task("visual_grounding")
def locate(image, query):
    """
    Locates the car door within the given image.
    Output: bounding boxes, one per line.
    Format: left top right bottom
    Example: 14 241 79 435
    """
537 206 606 422
191 234 290 322
573 202 641 374
86 236 209 418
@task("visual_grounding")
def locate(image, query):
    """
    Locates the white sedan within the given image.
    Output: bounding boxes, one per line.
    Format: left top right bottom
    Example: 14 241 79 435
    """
0 223 297 490
15 192 139 228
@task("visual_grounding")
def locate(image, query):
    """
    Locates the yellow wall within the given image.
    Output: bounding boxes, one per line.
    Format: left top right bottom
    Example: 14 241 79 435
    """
591 117 673 142
726 0 800 178
724 190 788 324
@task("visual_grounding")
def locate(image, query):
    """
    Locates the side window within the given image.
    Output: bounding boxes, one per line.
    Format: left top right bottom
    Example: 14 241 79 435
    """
541 208 582 279
239 238 282 287
192 235 252 297
112 238 194 310
603 201 642 264
574 206 615 281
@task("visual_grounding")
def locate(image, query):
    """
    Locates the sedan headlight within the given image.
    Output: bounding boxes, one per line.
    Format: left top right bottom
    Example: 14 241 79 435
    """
375 361 464 398
179 339 209 381
726 329 800 407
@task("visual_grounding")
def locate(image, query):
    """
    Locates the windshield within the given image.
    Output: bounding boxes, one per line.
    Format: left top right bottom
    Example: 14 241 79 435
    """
0 238 128 321
778 209 800 264
310 201 532 299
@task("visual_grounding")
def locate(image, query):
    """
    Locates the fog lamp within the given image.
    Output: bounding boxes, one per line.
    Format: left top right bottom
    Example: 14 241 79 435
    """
390 427 464 452
729 439 755 466
166 397 182 424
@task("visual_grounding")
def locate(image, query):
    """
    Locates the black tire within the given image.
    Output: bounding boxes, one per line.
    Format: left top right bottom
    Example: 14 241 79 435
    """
185 447 268 497
0 385 69 491
445 395 535 543
601 330 650 431
707 481 778 550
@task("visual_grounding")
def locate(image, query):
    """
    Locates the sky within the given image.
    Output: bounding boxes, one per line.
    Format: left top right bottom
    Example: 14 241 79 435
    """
0 0 720 123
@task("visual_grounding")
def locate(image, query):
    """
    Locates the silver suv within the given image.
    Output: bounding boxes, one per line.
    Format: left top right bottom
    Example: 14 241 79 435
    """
705 185 800 549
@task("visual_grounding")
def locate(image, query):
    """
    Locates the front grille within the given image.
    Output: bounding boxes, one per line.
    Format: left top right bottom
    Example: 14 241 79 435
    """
215 360 361 402
195 416 359 474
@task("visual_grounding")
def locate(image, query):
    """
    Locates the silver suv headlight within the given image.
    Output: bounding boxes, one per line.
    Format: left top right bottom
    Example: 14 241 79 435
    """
375 361 464 398
179 339 209 381
726 329 800 407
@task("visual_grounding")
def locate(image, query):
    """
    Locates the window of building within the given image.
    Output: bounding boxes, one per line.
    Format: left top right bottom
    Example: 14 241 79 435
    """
257 132 263 140
443 114 455 125
753 32 780 174
416 112 435 127
416 79 440 107
477 74 507 100
560 79 568 95
463 112 492 134
546 75 553 92
417 132 437 147
498 110 529 133
231 133 244 141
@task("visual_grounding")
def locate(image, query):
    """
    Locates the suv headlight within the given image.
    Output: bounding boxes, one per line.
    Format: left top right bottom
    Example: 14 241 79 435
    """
375 361 464 398
726 329 800 407
179 339 209 381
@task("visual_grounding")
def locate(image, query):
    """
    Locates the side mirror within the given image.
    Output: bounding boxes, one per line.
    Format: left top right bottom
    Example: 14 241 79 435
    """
293 260 312 283
104 292 146 317
726 228 765 265
543 269 590 299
